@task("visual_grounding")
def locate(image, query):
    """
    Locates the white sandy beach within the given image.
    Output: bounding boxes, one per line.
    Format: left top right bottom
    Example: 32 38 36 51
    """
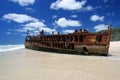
0 41 120 80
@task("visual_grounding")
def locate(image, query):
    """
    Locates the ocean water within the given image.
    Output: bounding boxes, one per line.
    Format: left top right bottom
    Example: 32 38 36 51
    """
0 44 25 52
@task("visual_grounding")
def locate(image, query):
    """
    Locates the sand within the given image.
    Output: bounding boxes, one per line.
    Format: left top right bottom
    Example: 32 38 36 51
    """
0 41 120 80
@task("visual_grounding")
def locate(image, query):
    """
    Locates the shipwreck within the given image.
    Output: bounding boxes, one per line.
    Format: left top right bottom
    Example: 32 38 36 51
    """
25 25 112 56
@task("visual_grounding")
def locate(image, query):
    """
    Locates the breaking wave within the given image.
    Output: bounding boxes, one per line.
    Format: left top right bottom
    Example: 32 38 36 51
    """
0 44 25 52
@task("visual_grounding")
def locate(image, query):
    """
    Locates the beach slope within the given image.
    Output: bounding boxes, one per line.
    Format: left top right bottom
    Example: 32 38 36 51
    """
0 41 120 80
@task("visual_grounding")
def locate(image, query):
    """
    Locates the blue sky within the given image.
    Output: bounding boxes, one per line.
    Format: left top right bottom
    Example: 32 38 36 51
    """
0 0 120 45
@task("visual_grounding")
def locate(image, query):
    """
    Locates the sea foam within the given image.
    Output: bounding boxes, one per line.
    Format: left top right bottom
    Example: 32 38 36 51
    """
0 44 25 52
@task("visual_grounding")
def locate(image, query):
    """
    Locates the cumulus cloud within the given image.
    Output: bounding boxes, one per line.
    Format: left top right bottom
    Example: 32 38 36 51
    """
63 29 74 33
55 17 81 28
18 21 56 34
94 24 108 32
3 13 38 23
18 21 46 32
3 13 56 34
50 0 87 10
90 15 104 21
9 0 35 6
40 27 57 34
24 21 45 28
19 26 56 35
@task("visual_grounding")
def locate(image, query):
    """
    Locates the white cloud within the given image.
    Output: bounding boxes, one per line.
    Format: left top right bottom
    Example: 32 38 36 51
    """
55 17 81 28
40 27 57 34
90 15 104 21
50 0 87 10
3 13 56 35
3 13 38 23
24 21 45 28
85 6 93 11
94 24 108 32
63 29 74 33
9 0 35 6
17 20 55 34
70 15 77 18
18 22 56 34
18 21 46 32
79 5 93 12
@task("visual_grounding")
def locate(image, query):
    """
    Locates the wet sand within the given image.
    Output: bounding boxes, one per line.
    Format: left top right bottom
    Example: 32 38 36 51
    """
0 41 120 80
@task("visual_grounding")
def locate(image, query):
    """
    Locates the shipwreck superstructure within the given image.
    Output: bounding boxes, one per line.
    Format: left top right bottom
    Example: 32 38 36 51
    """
25 25 112 56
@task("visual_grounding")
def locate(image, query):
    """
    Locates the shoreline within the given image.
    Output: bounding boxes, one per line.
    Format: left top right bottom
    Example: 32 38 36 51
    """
0 41 120 52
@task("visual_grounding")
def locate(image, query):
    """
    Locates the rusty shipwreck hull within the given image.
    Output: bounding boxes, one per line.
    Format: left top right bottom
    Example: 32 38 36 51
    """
25 42 109 56
25 25 112 56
